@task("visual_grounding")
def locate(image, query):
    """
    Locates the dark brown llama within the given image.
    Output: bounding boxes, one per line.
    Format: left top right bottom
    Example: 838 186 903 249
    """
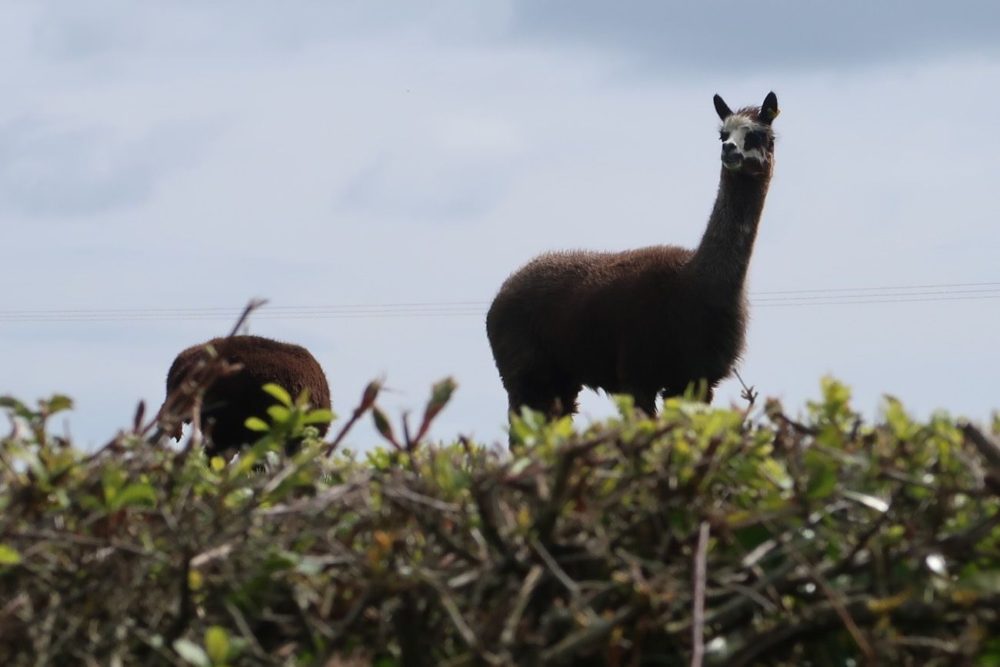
486 92 780 420
159 335 331 456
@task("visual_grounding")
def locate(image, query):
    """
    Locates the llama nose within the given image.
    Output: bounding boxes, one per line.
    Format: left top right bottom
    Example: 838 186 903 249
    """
721 143 741 165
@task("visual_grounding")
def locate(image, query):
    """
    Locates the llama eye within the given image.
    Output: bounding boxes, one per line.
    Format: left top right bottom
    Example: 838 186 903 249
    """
719 130 729 141
743 132 763 149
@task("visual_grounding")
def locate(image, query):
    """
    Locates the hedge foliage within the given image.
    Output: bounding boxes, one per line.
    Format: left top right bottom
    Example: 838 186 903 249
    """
1 378 1000 666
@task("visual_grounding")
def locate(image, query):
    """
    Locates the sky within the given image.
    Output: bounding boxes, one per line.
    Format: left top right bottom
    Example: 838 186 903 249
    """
2 1 999 450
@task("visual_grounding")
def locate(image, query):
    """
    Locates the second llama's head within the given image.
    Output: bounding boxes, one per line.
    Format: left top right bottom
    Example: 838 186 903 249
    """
713 91 779 177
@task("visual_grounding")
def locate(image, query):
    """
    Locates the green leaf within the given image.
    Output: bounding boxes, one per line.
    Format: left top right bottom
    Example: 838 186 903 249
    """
303 409 334 425
372 407 396 444
821 376 851 410
111 482 158 510
102 466 128 504
294 387 313 407
204 626 230 664
959 569 1000 594
244 417 269 432
0 395 32 419
294 555 326 576
842 490 889 513
0 544 22 566
173 638 211 667
44 394 74 415
266 405 290 423
424 377 457 421
223 488 253 509
883 396 917 439
804 450 837 500
261 383 293 407
612 393 636 418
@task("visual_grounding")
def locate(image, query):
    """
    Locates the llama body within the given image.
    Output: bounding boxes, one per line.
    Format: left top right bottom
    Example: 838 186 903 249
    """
161 335 331 456
486 92 779 418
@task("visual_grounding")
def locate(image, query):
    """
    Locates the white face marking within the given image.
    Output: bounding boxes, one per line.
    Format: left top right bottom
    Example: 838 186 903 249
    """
720 114 770 167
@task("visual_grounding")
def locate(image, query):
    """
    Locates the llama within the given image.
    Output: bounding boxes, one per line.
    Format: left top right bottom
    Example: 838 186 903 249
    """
159 335 331 456
486 91 779 419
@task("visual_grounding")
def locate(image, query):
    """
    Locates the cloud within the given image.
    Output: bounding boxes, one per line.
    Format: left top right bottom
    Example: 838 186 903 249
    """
23 1 514 65
0 118 216 218
337 114 526 224
507 1 1000 75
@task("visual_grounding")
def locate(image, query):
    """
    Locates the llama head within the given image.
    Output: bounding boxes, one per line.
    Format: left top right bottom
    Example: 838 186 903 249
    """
713 92 779 176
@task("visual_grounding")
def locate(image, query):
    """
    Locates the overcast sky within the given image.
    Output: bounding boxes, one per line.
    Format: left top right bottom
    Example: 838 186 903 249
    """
2 2 998 449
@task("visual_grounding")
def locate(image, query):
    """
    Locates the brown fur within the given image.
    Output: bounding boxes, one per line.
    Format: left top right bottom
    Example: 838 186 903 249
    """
486 92 779 419
162 335 331 456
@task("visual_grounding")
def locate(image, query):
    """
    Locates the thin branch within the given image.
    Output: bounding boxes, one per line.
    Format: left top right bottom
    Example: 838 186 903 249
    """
226 298 268 337
732 368 758 413
962 421 1000 468
691 521 710 667
501 565 544 648
325 379 382 457
530 537 581 600
720 596 976 667
540 605 639 665
418 569 503 665
781 540 875 664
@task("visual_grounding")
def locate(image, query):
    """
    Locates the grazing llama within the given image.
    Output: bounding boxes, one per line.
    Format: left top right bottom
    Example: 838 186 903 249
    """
486 91 780 419
160 335 331 456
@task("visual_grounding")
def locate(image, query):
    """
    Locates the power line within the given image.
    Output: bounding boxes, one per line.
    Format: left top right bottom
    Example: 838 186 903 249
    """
752 280 1000 295
1 281 998 323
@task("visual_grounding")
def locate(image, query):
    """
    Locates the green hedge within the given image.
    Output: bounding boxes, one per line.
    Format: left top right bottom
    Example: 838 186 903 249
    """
1 378 999 666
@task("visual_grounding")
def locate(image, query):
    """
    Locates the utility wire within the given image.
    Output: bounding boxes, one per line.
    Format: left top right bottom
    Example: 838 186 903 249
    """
1 281 998 323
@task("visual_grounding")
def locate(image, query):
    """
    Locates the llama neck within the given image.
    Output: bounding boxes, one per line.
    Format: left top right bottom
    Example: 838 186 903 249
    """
688 167 771 294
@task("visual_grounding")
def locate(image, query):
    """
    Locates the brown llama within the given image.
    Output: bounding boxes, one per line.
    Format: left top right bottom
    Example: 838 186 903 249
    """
486 91 780 420
159 335 331 456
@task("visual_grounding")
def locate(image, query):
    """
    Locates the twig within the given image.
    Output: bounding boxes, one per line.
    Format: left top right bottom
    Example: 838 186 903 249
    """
732 368 758 413
11 529 164 561
540 604 639 665
471 478 513 559
962 421 1000 467
720 596 967 667
533 429 620 542
418 569 503 665
382 486 462 514
224 600 270 661
190 542 234 568
691 521 710 667
781 538 875 664
226 298 268 337
325 380 382 457
500 565 544 648
384 487 482 566
530 537 581 599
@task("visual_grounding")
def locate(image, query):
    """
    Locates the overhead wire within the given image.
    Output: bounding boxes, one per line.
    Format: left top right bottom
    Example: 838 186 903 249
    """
1 281 998 323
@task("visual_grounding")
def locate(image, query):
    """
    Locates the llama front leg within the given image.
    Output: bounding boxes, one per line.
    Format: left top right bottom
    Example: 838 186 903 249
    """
627 390 657 417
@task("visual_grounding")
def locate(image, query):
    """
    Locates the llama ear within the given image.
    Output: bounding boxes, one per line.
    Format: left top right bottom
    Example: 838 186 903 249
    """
713 94 732 121
760 91 779 124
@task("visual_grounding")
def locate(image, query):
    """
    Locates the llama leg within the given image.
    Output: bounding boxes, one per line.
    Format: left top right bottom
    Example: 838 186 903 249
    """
507 392 573 420
627 390 657 417
505 386 561 421
554 387 581 418
503 361 578 419
505 386 565 449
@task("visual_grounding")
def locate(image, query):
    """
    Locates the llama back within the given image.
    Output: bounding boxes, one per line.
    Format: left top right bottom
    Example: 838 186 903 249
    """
486 246 697 399
163 335 331 455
